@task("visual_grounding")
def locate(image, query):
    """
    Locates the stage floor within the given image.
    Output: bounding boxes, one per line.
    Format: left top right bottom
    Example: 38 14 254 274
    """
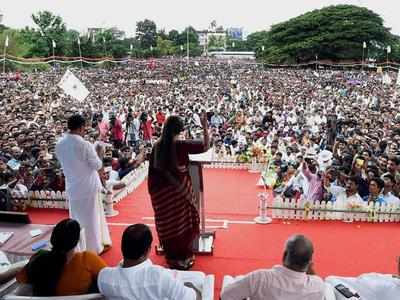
28 168 400 298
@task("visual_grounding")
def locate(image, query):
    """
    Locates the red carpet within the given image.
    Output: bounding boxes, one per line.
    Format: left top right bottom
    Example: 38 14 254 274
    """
28 169 400 298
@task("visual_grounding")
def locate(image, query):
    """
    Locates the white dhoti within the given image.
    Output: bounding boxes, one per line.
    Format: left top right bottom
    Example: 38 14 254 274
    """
69 192 112 254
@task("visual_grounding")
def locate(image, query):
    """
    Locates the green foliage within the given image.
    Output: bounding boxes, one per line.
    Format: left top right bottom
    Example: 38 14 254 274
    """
250 5 398 63
136 19 157 49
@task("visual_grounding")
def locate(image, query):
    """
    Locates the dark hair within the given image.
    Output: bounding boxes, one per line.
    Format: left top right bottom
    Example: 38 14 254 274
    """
121 224 153 260
67 114 86 131
153 116 184 170
370 177 384 190
347 176 359 186
26 219 81 296
283 235 313 271
389 156 400 166
383 174 396 184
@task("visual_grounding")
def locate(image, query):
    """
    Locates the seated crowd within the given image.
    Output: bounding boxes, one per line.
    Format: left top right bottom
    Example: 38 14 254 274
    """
1 61 400 299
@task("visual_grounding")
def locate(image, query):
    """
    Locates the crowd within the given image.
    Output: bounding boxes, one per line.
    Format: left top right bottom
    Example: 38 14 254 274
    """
1 59 400 299
1 59 400 211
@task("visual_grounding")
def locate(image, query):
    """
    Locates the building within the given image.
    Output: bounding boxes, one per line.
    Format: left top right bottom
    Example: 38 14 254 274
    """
208 51 255 60
197 29 227 47
227 28 244 41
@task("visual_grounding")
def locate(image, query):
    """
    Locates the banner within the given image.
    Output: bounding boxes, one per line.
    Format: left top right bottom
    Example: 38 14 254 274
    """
58 70 90 102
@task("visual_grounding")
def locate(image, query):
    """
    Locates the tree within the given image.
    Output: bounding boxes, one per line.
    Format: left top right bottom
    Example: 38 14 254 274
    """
31 11 67 56
136 19 157 49
258 5 395 63
168 29 180 44
0 29 31 57
156 36 175 56
177 27 199 46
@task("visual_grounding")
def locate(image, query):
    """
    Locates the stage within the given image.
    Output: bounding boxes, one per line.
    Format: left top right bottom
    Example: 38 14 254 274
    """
27 168 400 298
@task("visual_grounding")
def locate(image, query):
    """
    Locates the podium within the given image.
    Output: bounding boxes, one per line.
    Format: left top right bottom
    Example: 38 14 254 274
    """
188 149 216 255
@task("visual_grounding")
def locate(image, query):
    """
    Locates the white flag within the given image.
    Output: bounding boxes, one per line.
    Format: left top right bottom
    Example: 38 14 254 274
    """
180 45 184 51
5 36 9 48
387 46 391 53
58 70 90 102
130 44 133 51
261 46 265 51
363 41 366 49
397 71 400 86
102 37 106 44
52 40 56 48
77 37 81 45
150 45 153 51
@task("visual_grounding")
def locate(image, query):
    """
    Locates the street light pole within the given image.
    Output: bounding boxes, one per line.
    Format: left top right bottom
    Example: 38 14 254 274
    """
78 37 83 68
186 27 190 65
362 41 366 70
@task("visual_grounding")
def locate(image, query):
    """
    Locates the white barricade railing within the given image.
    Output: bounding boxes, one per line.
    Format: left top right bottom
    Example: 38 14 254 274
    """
13 162 149 210
267 196 400 223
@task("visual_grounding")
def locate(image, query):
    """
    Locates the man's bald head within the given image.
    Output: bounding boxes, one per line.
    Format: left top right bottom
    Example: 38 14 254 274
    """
283 235 314 272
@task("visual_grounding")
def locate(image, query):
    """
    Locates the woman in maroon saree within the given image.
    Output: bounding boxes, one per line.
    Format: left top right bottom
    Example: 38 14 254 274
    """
148 114 209 270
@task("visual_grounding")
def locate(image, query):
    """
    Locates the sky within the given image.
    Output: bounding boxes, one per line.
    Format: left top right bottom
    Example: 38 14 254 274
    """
1 0 399 37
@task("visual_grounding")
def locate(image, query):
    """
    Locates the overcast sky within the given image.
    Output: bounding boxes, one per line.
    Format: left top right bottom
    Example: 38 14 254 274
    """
1 0 399 36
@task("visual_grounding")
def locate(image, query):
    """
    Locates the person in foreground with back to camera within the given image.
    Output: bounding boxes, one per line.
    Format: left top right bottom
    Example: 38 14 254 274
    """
148 112 209 270
221 235 325 300
97 223 201 300
16 219 107 296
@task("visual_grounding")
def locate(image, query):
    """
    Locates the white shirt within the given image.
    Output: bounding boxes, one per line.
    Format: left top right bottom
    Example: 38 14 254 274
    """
327 273 400 300
98 259 196 300
382 192 400 205
221 265 325 300
55 134 102 200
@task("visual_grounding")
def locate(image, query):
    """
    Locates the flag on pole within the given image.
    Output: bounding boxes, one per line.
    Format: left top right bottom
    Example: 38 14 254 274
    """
180 45 184 51
5 36 9 48
387 46 391 53
77 37 81 45
58 70 90 102
150 45 153 51
102 37 106 44
52 40 56 48
363 41 367 49
130 44 133 51
262 46 265 51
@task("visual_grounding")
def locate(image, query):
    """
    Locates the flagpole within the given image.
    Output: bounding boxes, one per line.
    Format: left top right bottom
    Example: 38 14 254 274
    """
362 42 365 71
186 27 189 65
52 40 55 68
2 42 6 74
78 38 83 68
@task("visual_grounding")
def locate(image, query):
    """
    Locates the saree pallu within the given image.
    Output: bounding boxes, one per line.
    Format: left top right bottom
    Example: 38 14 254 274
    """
149 172 200 260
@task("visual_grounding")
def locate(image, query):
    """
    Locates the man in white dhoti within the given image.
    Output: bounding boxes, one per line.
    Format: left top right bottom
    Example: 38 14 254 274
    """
56 114 111 254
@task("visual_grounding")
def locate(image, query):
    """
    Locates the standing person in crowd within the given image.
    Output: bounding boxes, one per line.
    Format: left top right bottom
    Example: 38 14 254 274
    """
140 112 153 145
148 113 209 270
221 235 325 300
17 219 107 296
109 115 124 149
55 114 111 254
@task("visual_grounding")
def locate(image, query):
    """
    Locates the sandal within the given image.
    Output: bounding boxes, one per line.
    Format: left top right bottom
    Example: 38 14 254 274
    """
167 257 195 270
